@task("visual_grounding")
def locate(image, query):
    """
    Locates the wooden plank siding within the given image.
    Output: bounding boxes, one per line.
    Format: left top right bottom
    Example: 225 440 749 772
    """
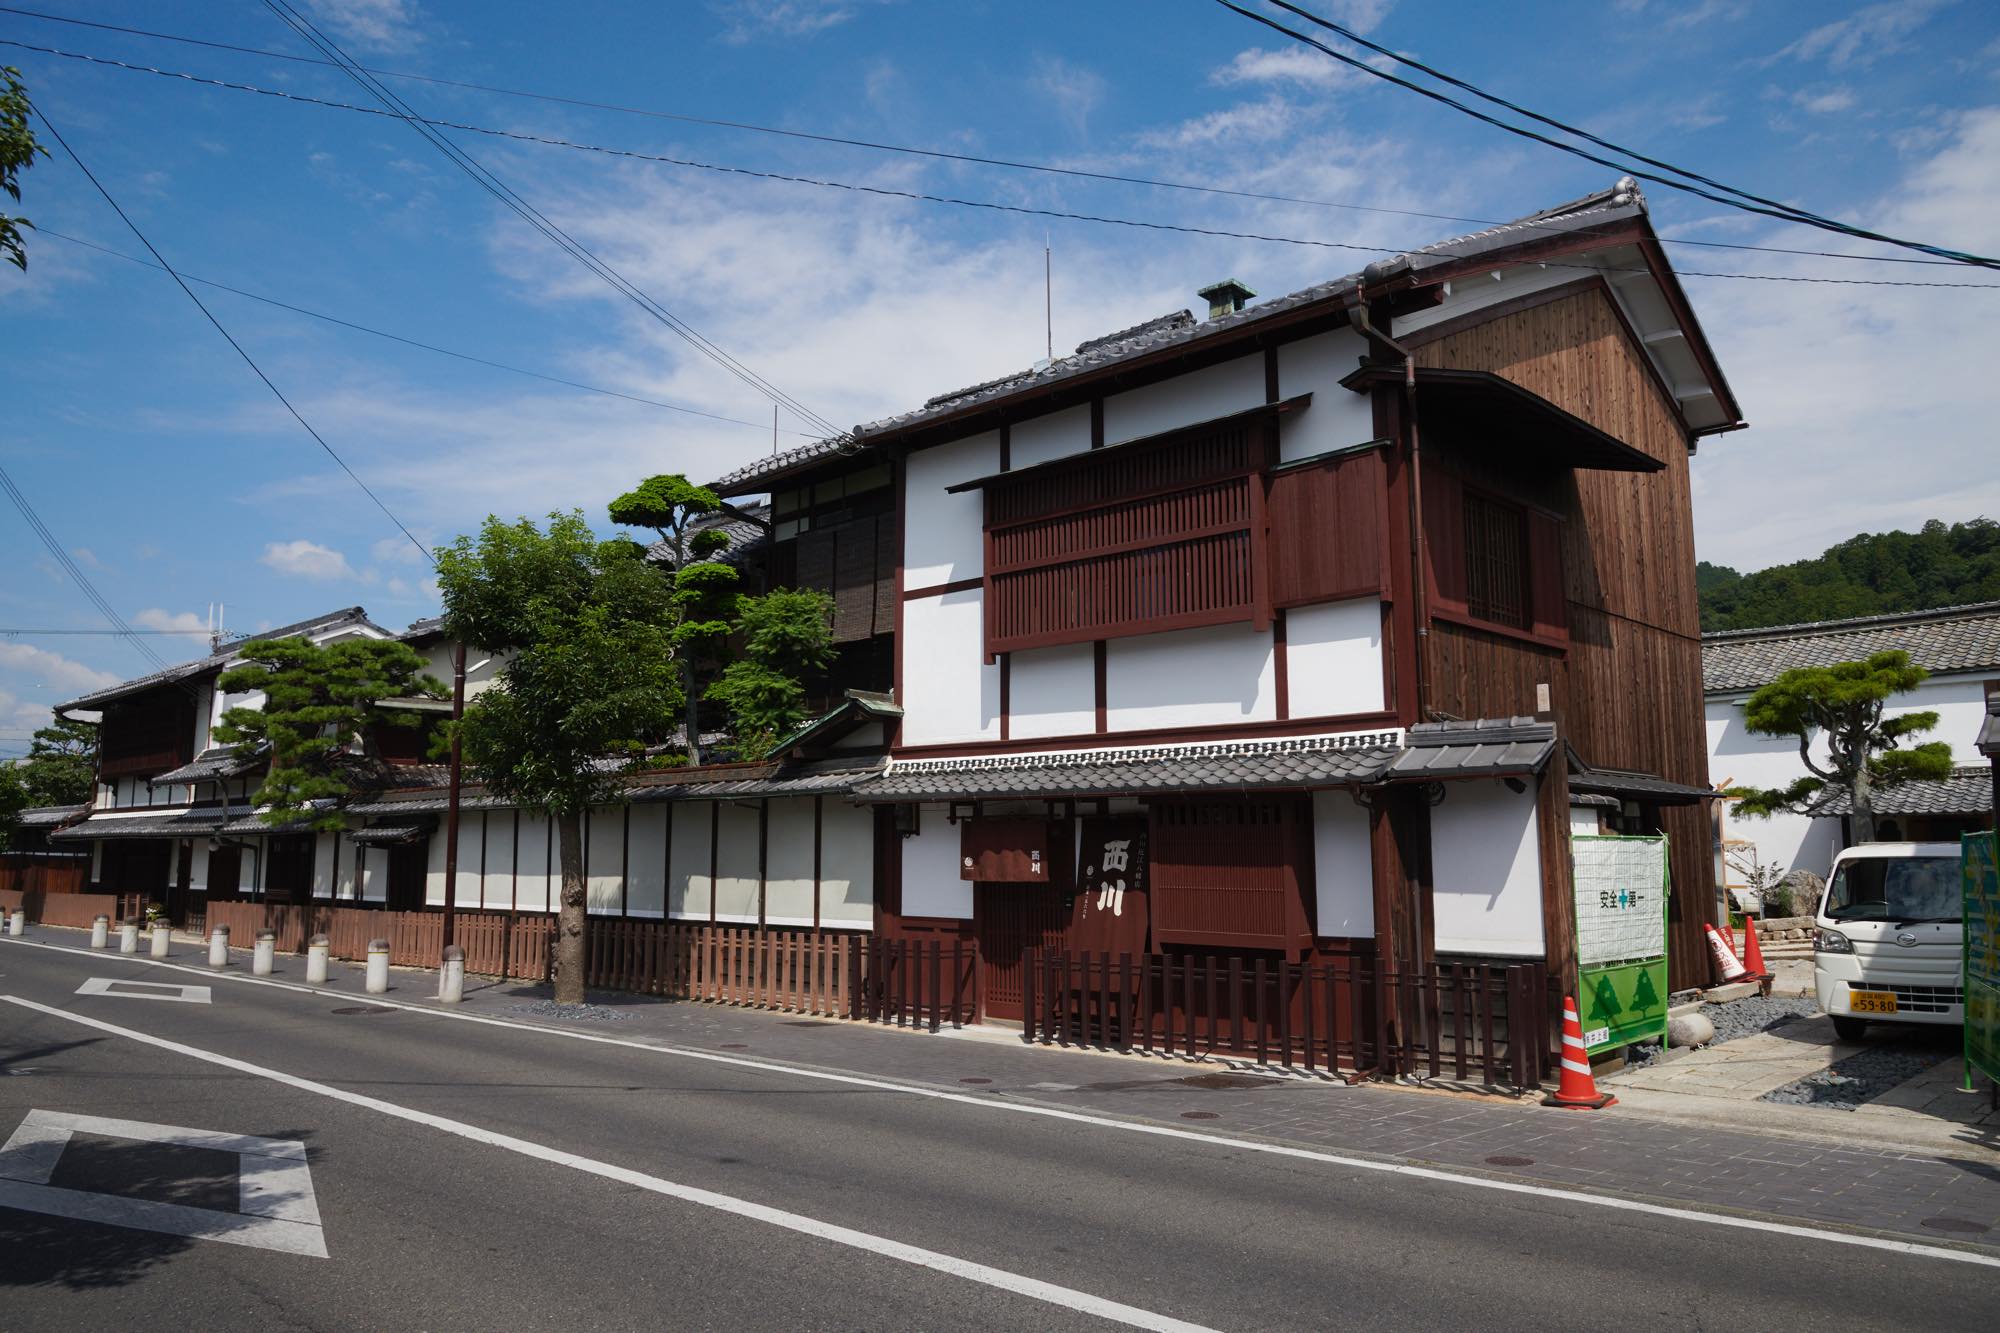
1409 284 1717 991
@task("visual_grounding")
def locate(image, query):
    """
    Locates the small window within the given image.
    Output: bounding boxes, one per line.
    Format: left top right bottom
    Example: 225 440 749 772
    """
1463 492 1528 629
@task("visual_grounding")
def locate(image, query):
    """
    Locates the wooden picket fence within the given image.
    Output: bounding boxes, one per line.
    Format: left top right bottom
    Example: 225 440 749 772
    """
195 903 972 1028
0 853 89 898
1023 950 1555 1091
0 886 145 930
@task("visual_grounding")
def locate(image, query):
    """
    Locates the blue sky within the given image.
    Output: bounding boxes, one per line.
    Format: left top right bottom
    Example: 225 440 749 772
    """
3 0 1998 752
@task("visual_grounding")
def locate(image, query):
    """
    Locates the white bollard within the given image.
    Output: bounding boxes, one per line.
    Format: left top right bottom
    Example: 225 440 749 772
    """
150 922 170 958
208 924 230 968
253 929 276 976
90 914 110 949
306 934 329 984
8 909 25 937
119 921 140 954
365 938 390 994
438 945 465 1004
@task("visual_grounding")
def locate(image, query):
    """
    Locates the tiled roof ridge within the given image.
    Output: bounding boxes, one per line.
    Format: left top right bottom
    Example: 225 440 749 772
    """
1703 599 2000 643
1074 308 1196 355
885 728 1402 776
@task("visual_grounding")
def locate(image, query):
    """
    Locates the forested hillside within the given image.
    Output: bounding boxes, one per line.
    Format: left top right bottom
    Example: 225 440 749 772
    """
1699 518 2000 632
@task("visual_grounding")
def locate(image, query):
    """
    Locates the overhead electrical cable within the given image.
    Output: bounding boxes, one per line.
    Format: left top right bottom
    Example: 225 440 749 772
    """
33 228 816 435
254 1 843 438
32 107 435 568
0 5 1968 270
6 41 1996 292
1210 0 2000 269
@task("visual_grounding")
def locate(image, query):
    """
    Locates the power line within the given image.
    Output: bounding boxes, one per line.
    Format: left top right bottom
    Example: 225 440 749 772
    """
0 463 173 673
0 627 211 636
9 40 1998 292
254 1 844 439
1212 0 2000 269
0 4 1969 270
32 106 436 568
33 227 819 436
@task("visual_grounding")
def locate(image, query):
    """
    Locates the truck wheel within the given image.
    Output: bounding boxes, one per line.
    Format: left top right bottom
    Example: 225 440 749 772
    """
1831 1015 1869 1041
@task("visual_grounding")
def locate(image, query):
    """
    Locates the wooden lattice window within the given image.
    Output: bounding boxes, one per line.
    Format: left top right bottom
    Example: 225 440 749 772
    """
980 419 1268 654
1462 491 1528 629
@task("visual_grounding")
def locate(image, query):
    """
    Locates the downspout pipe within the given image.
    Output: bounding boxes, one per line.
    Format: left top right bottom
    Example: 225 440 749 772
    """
1346 295 1429 726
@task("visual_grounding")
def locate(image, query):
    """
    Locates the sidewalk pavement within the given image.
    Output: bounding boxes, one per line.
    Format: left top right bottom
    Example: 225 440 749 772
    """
10 922 1999 1255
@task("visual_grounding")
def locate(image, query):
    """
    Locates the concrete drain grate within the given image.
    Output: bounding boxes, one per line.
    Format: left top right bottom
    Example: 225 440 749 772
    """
959 1077 993 1085
1180 1111 1220 1120
1919 1217 1990 1235
330 1006 396 1016
719 1043 749 1051
1484 1155 1536 1168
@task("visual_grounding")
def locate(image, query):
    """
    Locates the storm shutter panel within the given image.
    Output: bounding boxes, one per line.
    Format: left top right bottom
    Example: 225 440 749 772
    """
1423 470 1468 617
796 529 836 597
831 517 877 642
1266 447 1389 608
1527 509 1567 639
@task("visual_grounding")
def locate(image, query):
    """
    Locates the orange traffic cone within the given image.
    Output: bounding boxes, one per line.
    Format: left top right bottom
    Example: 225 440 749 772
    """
1705 923 1750 984
1542 995 1616 1110
1739 917 1771 980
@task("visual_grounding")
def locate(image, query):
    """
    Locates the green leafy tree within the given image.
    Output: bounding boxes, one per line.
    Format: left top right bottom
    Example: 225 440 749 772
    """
18 717 97 807
0 764 28 850
1725 650 1953 843
2 66 47 271
436 512 681 1004
707 587 837 756
213 637 445 831
608 474 737 764
1700 518 2000 631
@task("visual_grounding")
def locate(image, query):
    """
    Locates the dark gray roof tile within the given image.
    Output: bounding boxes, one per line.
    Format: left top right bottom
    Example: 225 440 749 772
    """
1815 768 1996 817
1703 601 2000 694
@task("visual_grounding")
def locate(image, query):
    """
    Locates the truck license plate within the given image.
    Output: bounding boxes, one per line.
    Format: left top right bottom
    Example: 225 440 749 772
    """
1849 990 1898 1015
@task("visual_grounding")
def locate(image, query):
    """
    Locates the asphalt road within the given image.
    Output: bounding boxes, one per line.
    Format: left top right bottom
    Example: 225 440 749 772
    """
2 937 1993 1331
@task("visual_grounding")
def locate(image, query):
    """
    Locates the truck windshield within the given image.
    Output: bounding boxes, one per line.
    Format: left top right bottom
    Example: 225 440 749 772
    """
1823 856 1961 924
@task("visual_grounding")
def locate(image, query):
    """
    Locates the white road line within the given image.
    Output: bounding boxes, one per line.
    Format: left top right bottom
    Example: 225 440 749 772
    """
0 996 1215 1333
7 937 1999 1271
76 976 211 1004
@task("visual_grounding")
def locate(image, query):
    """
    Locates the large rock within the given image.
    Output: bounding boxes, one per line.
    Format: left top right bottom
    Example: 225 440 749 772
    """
1668 1011 1716 1048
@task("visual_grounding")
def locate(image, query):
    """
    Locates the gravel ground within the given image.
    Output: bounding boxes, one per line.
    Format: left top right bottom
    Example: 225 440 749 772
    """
1707 993 1820 1045
1762 1038 1953 1110
507 1000 634 1022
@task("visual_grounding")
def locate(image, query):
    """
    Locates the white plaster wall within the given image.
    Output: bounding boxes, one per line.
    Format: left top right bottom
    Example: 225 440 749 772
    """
358 844 388 904
820 802 875 928
831 722 886 751
904 429 999 588
1009 403 1093 469
424 824 447 907
586 807 625 915
1311 790 1374 938
714 802 762 924
764 798 817 927
901 590 1001 745
186 839 207 895
311 831 335 900
1105 622 1276 731
514 813 552 912
1286 598 1385 718
1009 642 1097 739
1569 807 1604 837
482 813 514 911
625 805 666 919
668 803 713 921
901 805 972 920
1430 780 1546 957
1275 330 1375 462
1101 353 1263 445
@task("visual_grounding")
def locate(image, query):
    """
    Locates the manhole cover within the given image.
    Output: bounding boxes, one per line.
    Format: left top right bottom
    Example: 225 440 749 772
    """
1180 1111 1220 1121
331 1006 395 1016
1484 1155 1536 1168
1177 1072 1284 1091
960 1077 993 1085
1920 1217 1991 1235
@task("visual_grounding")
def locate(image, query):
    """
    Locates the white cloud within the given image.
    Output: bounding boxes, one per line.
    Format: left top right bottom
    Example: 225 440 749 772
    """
302 0 425 53
70 547 106 572
0 643 121 694
1136 98 1299 151
1687 105 2000 570
1768 0 1952 70
1031 55 1107 136
132 608 214 643
260 540 356 581
372 535 427 565
713 0 881 43
1792 85 1859 114
1212 46 1359 93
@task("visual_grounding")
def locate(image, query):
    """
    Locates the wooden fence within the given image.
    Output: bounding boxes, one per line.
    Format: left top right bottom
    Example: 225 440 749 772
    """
0 854 89 898
1022 950 1554 1091
0 886 146 930
196 904 973 1028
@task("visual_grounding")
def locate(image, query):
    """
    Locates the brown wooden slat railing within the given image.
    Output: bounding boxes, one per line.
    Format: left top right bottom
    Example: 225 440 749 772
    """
0 854 89 898
1022 950 1553 1092
187 906 963 1029
0 886 134 930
